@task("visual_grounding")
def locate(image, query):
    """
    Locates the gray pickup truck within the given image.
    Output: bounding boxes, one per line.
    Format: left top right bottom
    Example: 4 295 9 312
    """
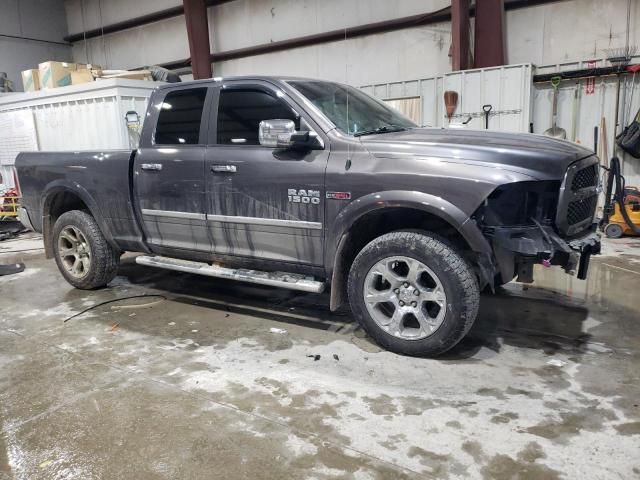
16 76 601 357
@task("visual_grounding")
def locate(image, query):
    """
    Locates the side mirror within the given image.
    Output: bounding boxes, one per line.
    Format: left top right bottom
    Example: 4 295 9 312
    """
259 119 324 150
259 119 296 148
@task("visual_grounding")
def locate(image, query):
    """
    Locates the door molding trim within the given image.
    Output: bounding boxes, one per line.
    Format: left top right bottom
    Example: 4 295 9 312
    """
141 209 207 221
207 214 322 230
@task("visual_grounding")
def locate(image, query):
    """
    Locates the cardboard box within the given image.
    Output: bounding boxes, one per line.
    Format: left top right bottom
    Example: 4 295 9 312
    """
71 69 95 85
21 69 40 92
38 61 78 89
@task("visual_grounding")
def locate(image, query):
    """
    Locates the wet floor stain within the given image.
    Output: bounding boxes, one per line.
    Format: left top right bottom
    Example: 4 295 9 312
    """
480 453 561 480
615 421 640 436
2 242 640 478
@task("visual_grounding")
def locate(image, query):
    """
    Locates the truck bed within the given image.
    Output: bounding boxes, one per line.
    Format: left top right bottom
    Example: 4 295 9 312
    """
16 150 145 251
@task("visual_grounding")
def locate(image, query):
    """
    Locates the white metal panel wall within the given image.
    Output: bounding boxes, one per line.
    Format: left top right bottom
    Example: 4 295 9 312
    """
440 65 532 132
533 67 640 187
361 64 533 132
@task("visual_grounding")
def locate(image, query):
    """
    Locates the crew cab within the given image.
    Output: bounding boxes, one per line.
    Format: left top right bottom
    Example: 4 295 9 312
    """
16 76 601 356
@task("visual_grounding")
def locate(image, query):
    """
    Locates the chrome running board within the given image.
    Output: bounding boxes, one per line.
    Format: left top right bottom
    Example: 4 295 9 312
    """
135 255 325 293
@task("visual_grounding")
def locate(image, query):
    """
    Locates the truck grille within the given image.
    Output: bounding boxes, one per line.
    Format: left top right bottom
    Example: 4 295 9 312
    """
555 157 599 236
571 164 598 191
567 196 597 225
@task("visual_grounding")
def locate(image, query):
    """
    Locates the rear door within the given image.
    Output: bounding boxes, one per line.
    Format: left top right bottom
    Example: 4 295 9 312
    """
134 85 212 253
205 81 329 265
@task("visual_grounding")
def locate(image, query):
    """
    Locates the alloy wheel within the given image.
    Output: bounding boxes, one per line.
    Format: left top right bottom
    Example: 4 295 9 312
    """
363 256 447 340
57 226 92 279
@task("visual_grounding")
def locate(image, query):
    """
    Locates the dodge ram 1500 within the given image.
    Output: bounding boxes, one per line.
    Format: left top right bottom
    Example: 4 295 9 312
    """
16 76 601 356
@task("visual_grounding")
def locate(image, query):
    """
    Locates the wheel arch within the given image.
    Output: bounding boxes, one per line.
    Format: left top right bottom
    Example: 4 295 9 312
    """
41 181 116 258
327 191 492 311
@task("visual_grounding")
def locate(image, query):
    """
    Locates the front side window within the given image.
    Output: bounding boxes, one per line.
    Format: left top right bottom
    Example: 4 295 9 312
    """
288 80 417 136
217 89 298 145
154 87 207 145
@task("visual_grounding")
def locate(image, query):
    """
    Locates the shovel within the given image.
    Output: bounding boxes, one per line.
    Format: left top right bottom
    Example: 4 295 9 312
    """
544 76 566 139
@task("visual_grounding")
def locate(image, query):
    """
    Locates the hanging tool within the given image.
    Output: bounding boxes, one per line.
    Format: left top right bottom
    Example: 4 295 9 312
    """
482 104 492 129
544 76 567 139
444 91 459 122
601 156 640 238
571 85 579 142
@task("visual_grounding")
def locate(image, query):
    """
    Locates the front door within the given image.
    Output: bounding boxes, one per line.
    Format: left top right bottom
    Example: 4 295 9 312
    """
134 86 211 253
205 82 328 265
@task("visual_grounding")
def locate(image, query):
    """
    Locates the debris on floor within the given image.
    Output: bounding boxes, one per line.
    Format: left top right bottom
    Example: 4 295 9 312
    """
547 358 567 367
0 262 25 276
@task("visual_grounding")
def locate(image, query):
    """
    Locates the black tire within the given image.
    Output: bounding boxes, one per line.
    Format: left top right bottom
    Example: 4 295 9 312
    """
347 231 479 357
52 210 120 289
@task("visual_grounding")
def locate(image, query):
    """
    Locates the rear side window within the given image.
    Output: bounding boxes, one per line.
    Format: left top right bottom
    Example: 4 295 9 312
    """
217 89 298 145
154 87 207 145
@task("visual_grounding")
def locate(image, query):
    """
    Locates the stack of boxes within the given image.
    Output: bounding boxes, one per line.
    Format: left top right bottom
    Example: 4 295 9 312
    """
21 61 153 92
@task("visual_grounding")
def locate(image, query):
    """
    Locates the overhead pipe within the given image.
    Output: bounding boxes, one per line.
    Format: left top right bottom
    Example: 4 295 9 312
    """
64 0 232 43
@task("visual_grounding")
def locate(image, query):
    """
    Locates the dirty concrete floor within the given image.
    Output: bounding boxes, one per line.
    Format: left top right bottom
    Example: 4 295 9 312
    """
1 234 639 479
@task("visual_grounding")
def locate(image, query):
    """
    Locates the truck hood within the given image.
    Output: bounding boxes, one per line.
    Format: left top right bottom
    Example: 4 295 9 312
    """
360 128 594 180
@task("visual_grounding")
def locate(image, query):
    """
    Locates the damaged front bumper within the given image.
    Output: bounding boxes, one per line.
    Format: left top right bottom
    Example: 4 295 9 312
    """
489 223 601 283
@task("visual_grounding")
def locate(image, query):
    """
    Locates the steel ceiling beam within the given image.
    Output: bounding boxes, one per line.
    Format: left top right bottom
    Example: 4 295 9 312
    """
451 0 471 70
183 0 212 79
475 0 506 68
159 0 557 71
78 0 565 72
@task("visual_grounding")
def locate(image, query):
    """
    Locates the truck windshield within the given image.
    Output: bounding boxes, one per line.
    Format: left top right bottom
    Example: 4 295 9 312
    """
288 80 417 136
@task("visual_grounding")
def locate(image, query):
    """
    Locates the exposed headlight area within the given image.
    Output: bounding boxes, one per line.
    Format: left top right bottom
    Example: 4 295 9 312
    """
473 180 561 229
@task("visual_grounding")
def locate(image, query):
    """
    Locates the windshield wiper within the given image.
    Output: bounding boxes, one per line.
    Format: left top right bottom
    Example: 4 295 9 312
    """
353 125 409 137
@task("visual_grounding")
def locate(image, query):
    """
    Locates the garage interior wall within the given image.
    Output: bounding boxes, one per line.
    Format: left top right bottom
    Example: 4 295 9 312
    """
64 0 638 86
61 0 640 186
0 0 72 91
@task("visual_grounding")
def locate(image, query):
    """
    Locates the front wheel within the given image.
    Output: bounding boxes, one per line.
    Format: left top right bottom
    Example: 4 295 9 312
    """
347 231 479 357
53 210 120 289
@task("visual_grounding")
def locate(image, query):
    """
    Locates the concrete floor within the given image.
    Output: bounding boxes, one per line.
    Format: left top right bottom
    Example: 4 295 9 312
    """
1 234 639 479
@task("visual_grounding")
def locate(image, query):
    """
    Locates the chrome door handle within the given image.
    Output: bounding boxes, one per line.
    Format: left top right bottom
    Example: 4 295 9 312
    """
140 163 162 171
211 165 237 173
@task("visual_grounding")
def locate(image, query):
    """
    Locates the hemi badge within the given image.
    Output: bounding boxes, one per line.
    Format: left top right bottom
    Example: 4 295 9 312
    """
326 191 351 200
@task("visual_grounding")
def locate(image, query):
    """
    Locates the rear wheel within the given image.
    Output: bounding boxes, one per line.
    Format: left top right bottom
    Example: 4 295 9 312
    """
347 231 479 357
53 210 120 289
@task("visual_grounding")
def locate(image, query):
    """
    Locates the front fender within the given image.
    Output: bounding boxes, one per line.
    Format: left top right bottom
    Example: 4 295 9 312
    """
41 180 117 257
324 190 494 311
326 190 492 265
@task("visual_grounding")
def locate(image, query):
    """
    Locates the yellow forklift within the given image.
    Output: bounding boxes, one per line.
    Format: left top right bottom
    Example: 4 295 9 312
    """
601 157 640 238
